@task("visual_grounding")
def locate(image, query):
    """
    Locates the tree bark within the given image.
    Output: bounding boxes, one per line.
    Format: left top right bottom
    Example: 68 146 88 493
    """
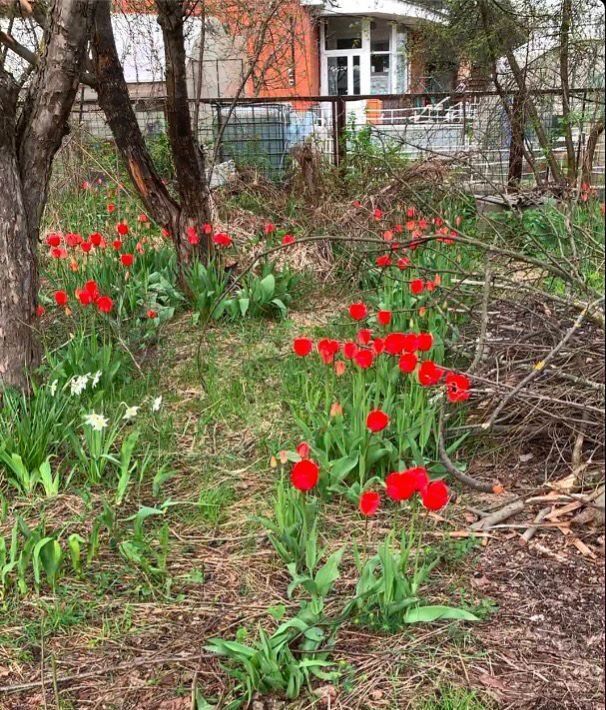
17 0 93 246
559 0 576 183
581 119 605 187
0 72 37 390
0 0 92 391
156 0 212 260
91 0 180 233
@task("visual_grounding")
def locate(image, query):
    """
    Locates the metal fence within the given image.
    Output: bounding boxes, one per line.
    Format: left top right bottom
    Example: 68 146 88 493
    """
61 88 605 192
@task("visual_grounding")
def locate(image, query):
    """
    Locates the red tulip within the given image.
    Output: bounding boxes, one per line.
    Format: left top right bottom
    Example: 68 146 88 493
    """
445 372 471 402
401 333 419 353
421 480 449 510
417 333 433 352
334 360 346 376
50 247 67 259
96 296 113 313
375 254 392 268
407 466 430 492
410 279 425 295
120 253 134 267
213 232 233 247
418 360 444 386
282 234 295 245
46 234 61 248
348 302 368 321
81 241 92 253
398 352 418 373
373 208 383 220
116 222 129 236
377 310 392 326
371 337 385 355
36 305 45 317
107 203 116 213
147 309 158 319
264 223 276 235
293 337 313 357
384 332 407 356
296 441 311 459
353 349 374 369
90 232 103 247
84 280 100 300
343 341 358 359
356 329 372 346
359 491 381 516
366 409 389 433
290 459 319 491
54 290 68 306
397 257 411 270
112 239 123 251
187 227 199 245
65 233 82 248
317 338 340 364
76 289 93 306
385 471 416 501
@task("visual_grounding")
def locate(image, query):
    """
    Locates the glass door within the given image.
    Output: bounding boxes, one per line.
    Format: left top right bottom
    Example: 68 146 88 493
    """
327 55 361 96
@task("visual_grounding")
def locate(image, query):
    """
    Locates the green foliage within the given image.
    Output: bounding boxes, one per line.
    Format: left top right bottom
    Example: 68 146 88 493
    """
206 598 339 704
0 383 71 477
345 530 478 632
0 518 68 595
186 259 298 322
257 478 319 568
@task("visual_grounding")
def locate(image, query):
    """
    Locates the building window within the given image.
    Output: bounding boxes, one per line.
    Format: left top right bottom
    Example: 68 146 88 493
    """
321 17 408 96
324 17 362 50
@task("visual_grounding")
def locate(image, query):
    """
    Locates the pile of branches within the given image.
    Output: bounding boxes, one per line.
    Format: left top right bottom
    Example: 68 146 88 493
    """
458 267 605 471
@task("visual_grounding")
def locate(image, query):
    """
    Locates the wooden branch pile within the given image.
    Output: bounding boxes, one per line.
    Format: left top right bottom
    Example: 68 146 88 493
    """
464 290 605 466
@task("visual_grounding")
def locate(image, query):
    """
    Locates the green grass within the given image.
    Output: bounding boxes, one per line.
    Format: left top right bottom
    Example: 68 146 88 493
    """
418 686 493 709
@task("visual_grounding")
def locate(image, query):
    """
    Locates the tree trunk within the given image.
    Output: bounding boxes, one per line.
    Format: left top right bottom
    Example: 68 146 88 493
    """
0 73 37 390
0 0 92 391
156 0 212 260
91 0 180 234
581 119 605 187
559 0 577 183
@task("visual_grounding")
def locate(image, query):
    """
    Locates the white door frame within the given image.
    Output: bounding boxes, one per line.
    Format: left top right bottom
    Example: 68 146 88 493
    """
320 18 371 95
320 17 408 96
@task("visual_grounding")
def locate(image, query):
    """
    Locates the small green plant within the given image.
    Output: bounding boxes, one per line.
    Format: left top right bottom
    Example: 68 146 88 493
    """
0 518 65 595
0 384 71 476
257 477 319 569
345 529 479 632
207 594 340 703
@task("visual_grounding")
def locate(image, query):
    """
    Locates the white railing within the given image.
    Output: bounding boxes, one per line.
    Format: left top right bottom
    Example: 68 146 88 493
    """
365 98 480 126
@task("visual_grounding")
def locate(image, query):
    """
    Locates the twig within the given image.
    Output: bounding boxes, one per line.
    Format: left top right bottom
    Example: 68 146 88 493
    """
438 405 499 493
0 653 201 695
520 506 550 544
469 250 492 374
480 296 605 431
469 500 525 531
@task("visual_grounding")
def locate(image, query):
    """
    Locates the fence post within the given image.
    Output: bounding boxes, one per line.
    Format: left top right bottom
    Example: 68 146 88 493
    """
335 97 347 166
508 91 525 189
214 102 225 164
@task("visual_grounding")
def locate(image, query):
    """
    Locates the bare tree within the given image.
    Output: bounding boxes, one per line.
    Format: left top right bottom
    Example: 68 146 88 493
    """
0 0 92 391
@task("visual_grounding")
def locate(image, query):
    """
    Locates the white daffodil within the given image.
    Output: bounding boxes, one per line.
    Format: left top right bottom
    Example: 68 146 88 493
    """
151 396 162 412
70 374 90 396
83 412 108 431
123 405 140 421
91 371 102 388
49 379 58 396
